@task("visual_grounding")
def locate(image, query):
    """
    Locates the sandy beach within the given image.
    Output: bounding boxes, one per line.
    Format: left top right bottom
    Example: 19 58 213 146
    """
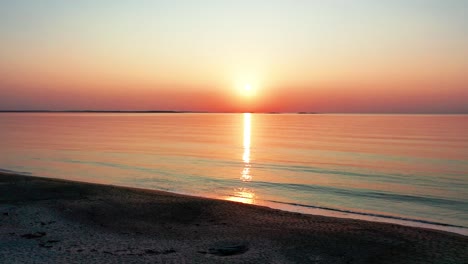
0 172 466 263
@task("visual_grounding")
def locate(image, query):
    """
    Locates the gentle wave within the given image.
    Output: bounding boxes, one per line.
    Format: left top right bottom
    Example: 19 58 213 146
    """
257 162 467 185
263 199 467 229
251 180 468 209
0 168 31 175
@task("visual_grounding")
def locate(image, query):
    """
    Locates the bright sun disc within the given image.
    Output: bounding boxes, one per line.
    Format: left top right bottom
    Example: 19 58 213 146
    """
238 82 256 97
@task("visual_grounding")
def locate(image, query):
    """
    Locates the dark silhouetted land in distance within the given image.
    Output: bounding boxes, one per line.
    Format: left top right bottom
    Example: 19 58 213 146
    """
1 172 466 263
0 110 316 114
1 110 467 114
0 110 312 114
0 110 195 113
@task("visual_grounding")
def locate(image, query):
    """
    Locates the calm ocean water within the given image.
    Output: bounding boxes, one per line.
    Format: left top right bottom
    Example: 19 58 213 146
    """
1 113 467 234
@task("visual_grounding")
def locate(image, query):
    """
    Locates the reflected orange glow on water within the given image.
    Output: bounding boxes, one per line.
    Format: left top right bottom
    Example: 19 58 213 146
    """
240 113 252 182
225 113 255 204
242 113 251 163
226 188 256 204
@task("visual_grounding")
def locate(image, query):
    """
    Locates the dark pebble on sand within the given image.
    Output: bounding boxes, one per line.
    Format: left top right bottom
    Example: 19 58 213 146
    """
208 242 249 256
21 232 46 239
39 243 52 248
163 249 176 254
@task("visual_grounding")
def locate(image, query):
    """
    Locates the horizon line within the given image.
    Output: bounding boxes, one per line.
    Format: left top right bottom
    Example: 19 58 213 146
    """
0 110 467 115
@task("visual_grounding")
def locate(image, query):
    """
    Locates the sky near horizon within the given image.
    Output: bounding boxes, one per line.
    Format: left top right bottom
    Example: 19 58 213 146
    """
1 0 467 113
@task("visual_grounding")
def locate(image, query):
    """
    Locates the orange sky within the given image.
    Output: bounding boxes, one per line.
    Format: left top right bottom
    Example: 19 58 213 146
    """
0 1 467 113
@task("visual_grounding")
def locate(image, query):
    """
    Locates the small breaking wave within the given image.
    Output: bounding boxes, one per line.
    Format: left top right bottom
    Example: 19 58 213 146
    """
0 168 32 176
266 199 466 229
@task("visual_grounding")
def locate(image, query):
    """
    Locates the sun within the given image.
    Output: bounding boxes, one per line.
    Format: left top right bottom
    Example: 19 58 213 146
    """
241 83 254 96
235 80 259 98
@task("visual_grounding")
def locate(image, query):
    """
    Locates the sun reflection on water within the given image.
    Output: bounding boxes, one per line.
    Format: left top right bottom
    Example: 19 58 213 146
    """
226 187 256 204
240 113 252 182
225 113 256 204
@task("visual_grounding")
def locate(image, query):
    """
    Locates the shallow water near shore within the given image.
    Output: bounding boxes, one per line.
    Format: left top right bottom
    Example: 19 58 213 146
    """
0 113 467 234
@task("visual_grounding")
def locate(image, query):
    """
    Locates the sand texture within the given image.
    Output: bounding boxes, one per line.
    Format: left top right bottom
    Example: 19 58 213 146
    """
0 172 467 263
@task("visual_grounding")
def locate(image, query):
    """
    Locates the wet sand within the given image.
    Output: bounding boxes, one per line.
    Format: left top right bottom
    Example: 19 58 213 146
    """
1 172 467 263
